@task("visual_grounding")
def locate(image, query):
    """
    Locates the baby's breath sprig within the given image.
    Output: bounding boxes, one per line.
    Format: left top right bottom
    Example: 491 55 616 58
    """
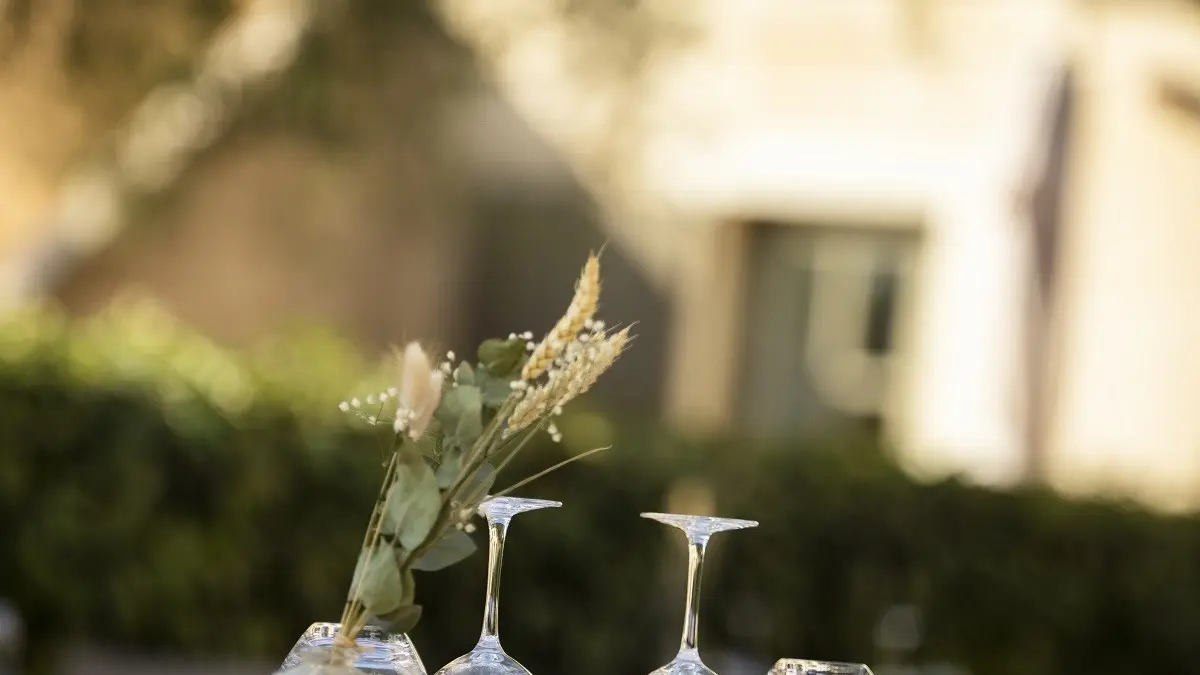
337 389 399 426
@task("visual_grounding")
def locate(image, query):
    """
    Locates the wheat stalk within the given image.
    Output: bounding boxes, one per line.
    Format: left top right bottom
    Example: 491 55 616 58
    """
521 253 600 380
506 325 629 436
559 326 630 406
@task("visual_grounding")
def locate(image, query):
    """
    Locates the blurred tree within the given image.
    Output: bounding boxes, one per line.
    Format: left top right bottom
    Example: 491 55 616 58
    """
0 0 320 305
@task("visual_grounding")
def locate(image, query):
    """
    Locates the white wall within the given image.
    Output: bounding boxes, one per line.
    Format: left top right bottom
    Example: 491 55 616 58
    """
643 0 1070 487
1048 3 1200 511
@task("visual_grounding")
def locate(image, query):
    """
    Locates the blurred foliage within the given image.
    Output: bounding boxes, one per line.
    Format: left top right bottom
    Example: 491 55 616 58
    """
2 303 1200 675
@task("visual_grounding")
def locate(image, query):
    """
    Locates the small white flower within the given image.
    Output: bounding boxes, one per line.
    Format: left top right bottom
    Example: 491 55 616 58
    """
552 405 563 416
464 523 477 533
387 387 398 396
521 331 533 340
584 318 594 329
508 333 517 340
367 416 377 424
338 401 350 412
446 350 456 361
379 392 390 402
351 398 361 408
367 394 377 405
440 362 452 374
526 341 536 351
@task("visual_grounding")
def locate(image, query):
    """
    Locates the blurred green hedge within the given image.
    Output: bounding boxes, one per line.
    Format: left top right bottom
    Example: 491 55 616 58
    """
3 303 1200 675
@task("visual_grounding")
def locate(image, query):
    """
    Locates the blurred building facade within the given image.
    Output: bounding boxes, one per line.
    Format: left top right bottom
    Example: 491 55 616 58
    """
436 0 1200 511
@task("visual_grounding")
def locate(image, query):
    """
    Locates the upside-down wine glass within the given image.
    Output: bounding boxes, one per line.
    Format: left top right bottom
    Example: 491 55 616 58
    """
643 512 759 675
767 659 874 675
434 496 562 675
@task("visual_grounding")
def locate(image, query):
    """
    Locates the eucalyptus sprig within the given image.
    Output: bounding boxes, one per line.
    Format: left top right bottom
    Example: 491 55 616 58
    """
330 253 630 647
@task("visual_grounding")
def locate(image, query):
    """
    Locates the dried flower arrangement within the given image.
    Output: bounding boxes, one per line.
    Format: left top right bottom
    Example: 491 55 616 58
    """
323 253 630 656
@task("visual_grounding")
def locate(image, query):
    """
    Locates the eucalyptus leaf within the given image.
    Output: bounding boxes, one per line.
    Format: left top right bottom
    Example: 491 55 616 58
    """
352 546 405 616
416 434 439 459
397 466 441 550
434 388 464 439
400 566 415 607
463 462 496 501
373 604 423 635
435 449 462 489
435 385 481 444
453 386 484 447
381 454 440 541
478 373 515 408
477 338 527 377
442 385 482 417
453 362 475 386
411 530 477 571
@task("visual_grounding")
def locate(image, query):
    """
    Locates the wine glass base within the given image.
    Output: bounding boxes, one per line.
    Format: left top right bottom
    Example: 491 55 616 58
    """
434 646 532 675
649 656 719 675
641 513 759 536
478 497 561 521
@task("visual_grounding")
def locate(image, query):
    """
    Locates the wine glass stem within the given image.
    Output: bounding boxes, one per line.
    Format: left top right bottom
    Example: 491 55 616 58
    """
679 534 709 656
479 517 509 646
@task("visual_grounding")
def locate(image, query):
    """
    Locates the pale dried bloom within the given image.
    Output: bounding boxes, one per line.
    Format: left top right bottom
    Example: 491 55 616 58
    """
394 342 444 438
521 254 601 380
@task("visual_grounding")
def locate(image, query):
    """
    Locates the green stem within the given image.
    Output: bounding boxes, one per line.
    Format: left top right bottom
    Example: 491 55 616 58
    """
462 415 551 506
492 445 610 497
341 435 406 638
398 399 520 572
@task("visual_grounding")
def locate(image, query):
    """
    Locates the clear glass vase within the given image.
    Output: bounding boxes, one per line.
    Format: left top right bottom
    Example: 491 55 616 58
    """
768 658 874 675
276 622 427 675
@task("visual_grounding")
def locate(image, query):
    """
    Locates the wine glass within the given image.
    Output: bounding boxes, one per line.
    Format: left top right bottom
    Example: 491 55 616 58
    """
434 496 561 675
643 512 759 675
768 659 874 675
